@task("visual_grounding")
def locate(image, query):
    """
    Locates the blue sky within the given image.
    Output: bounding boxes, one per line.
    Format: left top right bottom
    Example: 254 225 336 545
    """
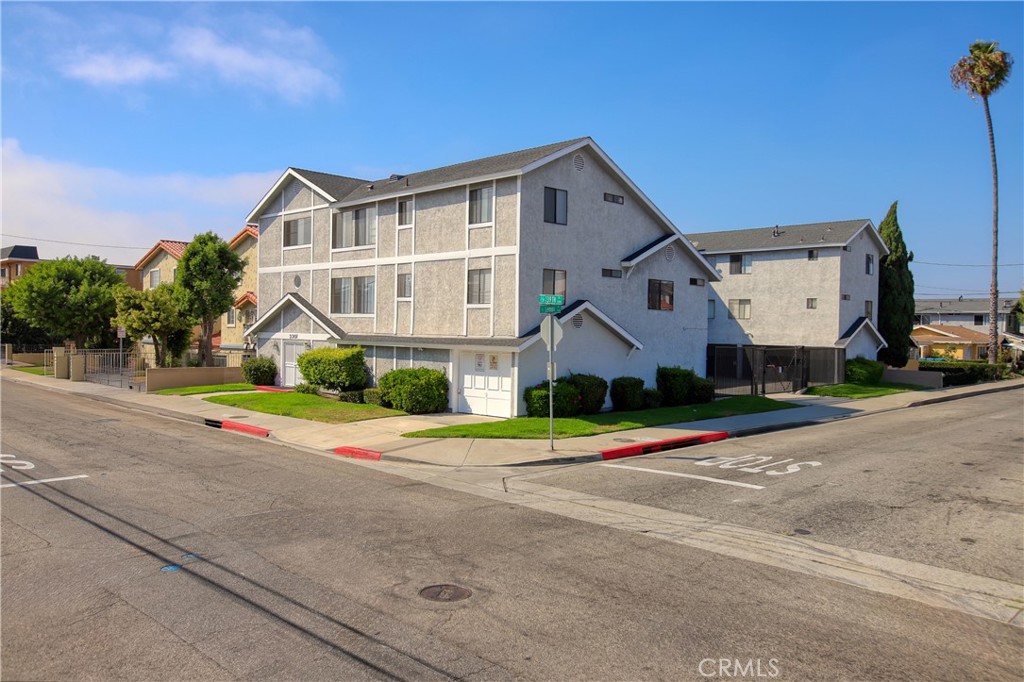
2 1 1021 299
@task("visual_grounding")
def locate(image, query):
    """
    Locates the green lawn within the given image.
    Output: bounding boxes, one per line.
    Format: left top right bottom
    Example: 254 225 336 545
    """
156 383 257 396
805 382 926 399
402 395 798 439
204 392 405 424
11 366 50 376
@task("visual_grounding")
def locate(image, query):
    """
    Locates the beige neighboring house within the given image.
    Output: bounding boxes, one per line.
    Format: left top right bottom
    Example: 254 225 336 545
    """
218 225 259 363
133 240 190 366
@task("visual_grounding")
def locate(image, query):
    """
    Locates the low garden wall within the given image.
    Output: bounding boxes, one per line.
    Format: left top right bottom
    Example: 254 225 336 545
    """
12 352 48 365
146 366 244 392
882 368 943 389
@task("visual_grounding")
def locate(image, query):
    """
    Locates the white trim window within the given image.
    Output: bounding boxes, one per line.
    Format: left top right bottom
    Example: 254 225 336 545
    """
331 275 375 314
468 183 494 226
467 268 492 305
333 207 376 249
542 268 567 299
543 187 568 225
397 197 414 228
865 254 874 275
226 308 236 327
729 254 752 275
397 272 413 299
728 299 751 319
149 269 160 288
284 216 312 247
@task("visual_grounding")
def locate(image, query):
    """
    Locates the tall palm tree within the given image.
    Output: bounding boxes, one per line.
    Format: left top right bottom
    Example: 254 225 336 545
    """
951 41 1013 365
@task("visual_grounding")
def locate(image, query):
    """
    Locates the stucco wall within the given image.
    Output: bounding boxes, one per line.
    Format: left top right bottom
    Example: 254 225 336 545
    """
145 366 244 392
414 186 466 254
839 228 883 336
142 251 179 290
411 260 464 336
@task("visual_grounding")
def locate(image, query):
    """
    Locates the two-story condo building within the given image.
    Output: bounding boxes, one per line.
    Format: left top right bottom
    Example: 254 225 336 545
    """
687 220 889 361
218 225 260 363
244 137 720 416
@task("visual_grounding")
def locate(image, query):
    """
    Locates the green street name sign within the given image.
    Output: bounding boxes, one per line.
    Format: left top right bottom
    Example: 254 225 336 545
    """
537 294 565 306
539 304 563 314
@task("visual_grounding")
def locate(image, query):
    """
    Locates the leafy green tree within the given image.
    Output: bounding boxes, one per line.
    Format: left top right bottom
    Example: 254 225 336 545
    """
114 285 193 368
1 291 60 349
174 232 244 367
5 257 125 349
951 40 1014 364
876 201 916 367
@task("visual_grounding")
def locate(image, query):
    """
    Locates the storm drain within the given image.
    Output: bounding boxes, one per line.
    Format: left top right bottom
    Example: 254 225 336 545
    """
419 584 472 602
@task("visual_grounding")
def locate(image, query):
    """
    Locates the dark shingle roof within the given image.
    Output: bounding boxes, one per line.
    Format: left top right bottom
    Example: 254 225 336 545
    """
289 169 369 202
337 138 589 204
686 220 871 253
1 245 40 260
622 234 677 264
915 297 1018 315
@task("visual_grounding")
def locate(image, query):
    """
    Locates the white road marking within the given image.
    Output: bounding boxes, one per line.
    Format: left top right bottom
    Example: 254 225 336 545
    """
0 474 90 488
600 463 766 490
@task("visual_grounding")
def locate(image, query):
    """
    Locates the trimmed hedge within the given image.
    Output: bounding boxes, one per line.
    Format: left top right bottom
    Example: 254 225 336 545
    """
337 390 364 403
242 355 277 386
378 367 448 414
363 388 384 406
562 372 608 414
845 357 885 385
655 366 715 405
523 381 583 418
294 382 320 395
642 388 663 409
692 377 716 404
296 347 368 391
610 377 645 412
917 360 1003 386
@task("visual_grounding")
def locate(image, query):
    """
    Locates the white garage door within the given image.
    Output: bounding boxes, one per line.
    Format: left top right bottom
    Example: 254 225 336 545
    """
459 352 512 417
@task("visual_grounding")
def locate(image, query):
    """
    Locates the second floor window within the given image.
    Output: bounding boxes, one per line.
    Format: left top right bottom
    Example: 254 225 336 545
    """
808 249 818 261
865 300 873 318
730 254 752 274
467 268 492 305
542 269 567 299
397 273 413 299
469 184 494 225
284 216 311 247
865 254 874 275
149 269 160 288
728 299 751 319
244 309 257 325
226 308 236 326
331 276 375 314
333 208 375 248
807 298 817 309
974 314 986 326
544 187 568 225
398 198 414 227
648 279 674 311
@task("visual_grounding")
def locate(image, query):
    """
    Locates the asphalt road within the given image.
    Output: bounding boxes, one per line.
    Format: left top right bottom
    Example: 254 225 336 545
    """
1 379 1022 681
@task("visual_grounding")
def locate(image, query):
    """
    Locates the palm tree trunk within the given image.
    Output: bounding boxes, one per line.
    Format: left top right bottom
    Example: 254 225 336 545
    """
983 95 999 365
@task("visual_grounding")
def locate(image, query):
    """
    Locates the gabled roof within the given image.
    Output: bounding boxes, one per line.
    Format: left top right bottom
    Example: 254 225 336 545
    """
245 169 369 222
912 324 991 344
0 245 40 261
228 224 259 250
836 316 887 350
687 220 888 256
915 297 1019 315
244 292 345 339
134 240 189 270
234 291 257 308
338 138 589 205
518 300 643 352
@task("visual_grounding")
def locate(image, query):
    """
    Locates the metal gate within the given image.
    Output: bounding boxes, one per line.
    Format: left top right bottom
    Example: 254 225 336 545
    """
708 345 845 395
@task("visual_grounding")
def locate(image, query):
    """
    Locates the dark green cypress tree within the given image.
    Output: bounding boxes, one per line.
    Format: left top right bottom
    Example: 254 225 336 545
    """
877 201 915 367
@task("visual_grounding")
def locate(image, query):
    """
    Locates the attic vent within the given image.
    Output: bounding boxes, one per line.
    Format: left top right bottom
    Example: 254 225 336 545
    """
293 275 302 288
573 154 585 172
571 314 584 329
387 174 404 182
665 245 675 262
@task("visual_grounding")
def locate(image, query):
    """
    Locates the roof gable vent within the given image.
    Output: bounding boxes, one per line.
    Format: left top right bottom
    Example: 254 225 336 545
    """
573 153 585 172
665 245 675 262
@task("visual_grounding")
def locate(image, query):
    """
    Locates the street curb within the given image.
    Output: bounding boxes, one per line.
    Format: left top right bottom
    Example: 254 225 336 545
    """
221 420 271 438
500 431 731 467
256 386 292 393
333 446 383 461
905 381 1022 408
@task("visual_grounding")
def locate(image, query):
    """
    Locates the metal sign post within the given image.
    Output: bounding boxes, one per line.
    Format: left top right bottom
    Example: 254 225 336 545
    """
537 296 564 451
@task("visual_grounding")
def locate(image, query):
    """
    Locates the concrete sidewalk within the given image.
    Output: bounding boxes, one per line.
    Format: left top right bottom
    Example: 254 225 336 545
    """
3 365 1021 467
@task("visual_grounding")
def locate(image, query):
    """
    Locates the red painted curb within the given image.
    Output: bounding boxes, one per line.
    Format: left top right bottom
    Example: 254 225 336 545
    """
333 446 382 461
600 431 728 460
256 386 292 392
221 421 271 438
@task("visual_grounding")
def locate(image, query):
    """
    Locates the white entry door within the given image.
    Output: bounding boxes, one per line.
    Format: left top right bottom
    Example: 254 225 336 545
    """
282 342 305 387
459 352 512 417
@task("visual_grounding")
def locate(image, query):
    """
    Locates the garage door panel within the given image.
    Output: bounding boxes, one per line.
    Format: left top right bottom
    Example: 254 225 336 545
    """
459 351 512 417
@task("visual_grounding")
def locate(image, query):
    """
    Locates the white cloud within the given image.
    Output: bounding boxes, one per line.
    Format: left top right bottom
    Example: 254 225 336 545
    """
0 139 279 266
62 52 175 86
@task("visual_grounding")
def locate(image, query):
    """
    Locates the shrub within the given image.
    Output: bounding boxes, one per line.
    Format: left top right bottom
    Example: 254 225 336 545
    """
363 387 384 406
610 377 645 411
378 367 448 414
294 382 320 395
296 347 368 391
562 372 608 414
845 357 885 385
242 355 277 386
642 388 663 409
692 377 716 404
337 390 364 403
917 360 1003 386
657 366 698 406
523 381 583 418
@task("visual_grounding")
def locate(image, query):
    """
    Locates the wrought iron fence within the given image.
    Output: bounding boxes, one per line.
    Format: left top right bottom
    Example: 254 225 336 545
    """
707 344 845 395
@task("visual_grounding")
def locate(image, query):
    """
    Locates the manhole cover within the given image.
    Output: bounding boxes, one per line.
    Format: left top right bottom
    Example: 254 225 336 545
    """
419 584 472 602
